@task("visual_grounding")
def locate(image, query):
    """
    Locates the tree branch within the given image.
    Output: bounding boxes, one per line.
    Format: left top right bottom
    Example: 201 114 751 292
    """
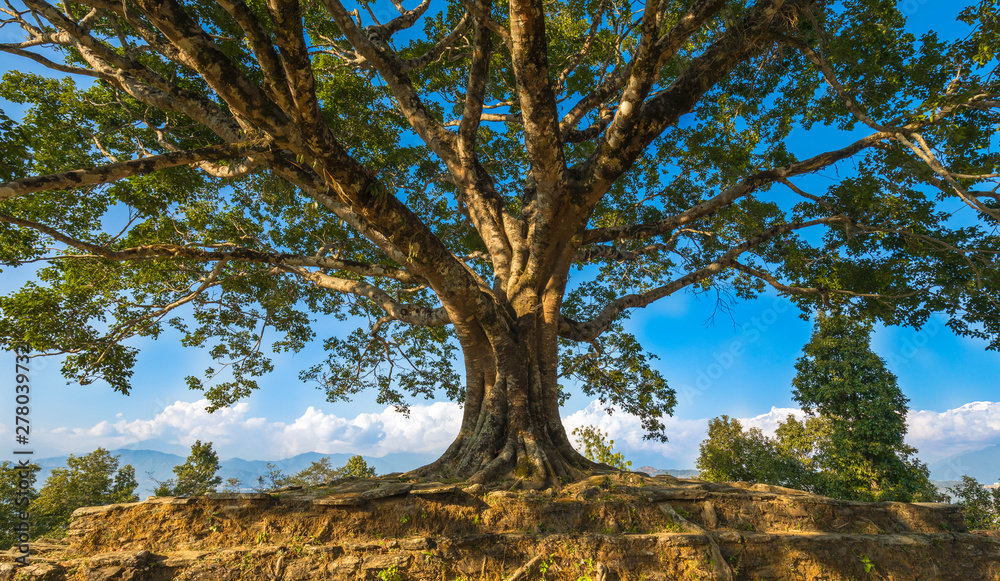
508 0 566 201
582 129 893 244
0 143 265 201
562 217 838 341
320 0 458 163
278 264 452 328
578 0 812 202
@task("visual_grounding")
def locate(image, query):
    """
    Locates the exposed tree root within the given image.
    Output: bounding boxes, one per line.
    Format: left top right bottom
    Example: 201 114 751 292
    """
658 502 734 581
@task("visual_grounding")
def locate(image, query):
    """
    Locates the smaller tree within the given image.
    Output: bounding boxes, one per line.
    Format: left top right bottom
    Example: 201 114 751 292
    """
221 477 243 493
0 461 39 549
699 314 941 502
154 440 222 497
947 477 1000 530
253 462 290 492
288 457 340 487
572 425 632 472
337 455 376 479
697 416 809 488
792 313 939 502
31 449 138 538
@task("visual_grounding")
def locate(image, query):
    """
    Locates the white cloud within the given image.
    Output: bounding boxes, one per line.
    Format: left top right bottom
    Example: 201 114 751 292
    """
563 401 708 468
272 402 463 458
35 399 463 460
739 407 806 436
563 401 1000 469
906 401 1000 461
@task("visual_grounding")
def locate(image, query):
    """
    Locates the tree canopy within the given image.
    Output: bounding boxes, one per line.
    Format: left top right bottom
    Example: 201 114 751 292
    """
0 0 998 483
153 440 223 496
31 448 139 537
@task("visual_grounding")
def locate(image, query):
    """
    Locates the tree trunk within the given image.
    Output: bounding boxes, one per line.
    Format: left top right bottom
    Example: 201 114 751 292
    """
414 300 595 485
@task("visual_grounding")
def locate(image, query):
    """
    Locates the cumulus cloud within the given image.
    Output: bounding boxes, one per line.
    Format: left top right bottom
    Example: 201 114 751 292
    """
563 401 708 468
40 399 463 460
564 401 1000 468
739 407 806 436
45 400 262 453
272 402 463 458
906 401 1000 461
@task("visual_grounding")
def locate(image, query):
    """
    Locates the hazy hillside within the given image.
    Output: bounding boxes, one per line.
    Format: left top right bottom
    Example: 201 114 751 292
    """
929 444 1000 483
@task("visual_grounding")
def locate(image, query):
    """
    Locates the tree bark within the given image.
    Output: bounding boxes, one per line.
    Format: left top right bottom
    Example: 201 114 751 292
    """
414 286 595 485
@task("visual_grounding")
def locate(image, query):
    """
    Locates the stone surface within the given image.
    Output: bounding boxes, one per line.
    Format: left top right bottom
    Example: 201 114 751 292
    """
362 482 413 500
411 482 458 495
312 493 366 506
204 492 272 500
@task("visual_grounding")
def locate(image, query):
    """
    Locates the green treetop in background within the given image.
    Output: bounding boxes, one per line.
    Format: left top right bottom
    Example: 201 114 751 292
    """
0 0 998 485
154 440 222 497
572 425 632 472
697 416 809 488
31 448 138 538
792 313 938 501
258 455 379 491
947 476 1000 530
699 313 939 502
338 455 377 479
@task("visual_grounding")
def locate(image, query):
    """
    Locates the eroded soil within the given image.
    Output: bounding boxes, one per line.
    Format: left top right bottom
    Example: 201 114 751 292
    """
2 472 998 580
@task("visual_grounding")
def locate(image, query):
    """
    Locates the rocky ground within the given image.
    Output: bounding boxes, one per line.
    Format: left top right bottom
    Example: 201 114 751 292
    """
2 472 998 580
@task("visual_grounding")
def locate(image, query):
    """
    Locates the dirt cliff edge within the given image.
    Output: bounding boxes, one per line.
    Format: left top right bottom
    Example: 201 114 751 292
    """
2 473 998 580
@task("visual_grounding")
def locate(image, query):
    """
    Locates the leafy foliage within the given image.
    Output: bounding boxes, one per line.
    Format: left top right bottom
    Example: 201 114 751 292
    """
571 425 632 471
254 462 290 492
252 455 378 491
286 457 341 488
338 455 377 479
947 476 1000 530
31 448 138 538
792 313 939 502
697 416 810 488
699 314 940 502
153 440 222 497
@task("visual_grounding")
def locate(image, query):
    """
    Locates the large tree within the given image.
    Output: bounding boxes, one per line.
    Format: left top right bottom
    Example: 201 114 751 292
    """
0 0 998 484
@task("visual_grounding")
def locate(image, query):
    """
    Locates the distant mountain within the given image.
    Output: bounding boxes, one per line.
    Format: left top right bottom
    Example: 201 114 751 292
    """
635 466 699 478
928 444 1000 483
32 449 440 497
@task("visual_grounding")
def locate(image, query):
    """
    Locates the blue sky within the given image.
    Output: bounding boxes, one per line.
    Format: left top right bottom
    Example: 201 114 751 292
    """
2 0 999 476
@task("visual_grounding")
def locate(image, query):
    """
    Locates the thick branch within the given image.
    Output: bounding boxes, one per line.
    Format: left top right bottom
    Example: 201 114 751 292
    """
279 265 452 328
0 212 427 286
508 0 566 199
0 143 264 201
579 0 811 201
23 0 244 141
320 0 457 163
369 0 430 39
131 0 299 144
